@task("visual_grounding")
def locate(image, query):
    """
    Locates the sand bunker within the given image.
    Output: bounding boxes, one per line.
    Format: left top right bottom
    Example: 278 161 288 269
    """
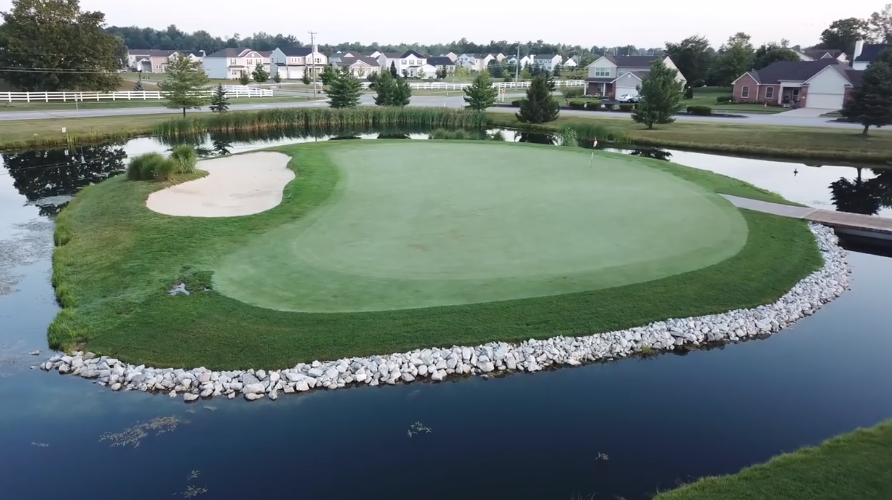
146 152 294 217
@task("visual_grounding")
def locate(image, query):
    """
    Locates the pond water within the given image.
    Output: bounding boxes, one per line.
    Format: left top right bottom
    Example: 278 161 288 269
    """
2 132 892 500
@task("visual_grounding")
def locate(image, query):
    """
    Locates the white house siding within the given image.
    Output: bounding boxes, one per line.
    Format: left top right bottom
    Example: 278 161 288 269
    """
804 67 848 109
852 61 869 70
202 58 229 79
661 57 687 86
614 73 641 97
587 58 616 79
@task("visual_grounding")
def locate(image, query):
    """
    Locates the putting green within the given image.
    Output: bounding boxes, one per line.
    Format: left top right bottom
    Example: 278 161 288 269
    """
213 142 748 312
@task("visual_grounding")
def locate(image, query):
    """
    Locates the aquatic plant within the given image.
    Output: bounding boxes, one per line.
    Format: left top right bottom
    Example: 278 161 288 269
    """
560 126 579 147
170 145 198 174
99 415 186 448
407 421 433 437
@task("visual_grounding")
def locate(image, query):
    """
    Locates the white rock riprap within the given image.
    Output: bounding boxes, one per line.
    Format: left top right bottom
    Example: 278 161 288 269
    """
40 223 849 402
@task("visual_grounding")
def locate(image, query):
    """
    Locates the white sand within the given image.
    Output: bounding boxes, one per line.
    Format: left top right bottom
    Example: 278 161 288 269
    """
146 152 295 217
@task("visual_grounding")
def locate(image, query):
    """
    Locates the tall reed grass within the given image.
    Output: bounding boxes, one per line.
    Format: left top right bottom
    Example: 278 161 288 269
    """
127 152 177 181
170 144 197 173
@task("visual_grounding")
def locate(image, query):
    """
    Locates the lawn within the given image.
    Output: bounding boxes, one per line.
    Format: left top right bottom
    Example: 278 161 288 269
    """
656 421 892 500
0 96 316 112
50 140 821 369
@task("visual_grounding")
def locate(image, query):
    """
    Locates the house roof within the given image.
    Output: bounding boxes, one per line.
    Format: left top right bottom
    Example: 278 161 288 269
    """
401 50 425 59
855 43 892 62
340 55 381 67
129 49 179 57
535 54 559 59
426 56 455 66
174 50 205 57
753 59 844 84
206 47 252 58
584 77 614 83
279 47 313 57
603 55 660 67
803 49 844 60
844 68 864 86
383 52 404 59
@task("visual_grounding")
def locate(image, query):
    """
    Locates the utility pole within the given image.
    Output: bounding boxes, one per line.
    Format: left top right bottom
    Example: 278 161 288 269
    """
309 30 318 98
515 42 521 82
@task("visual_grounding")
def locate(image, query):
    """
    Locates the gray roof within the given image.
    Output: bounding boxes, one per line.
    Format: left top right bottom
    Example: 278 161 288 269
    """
426 56 454 66
845 68 864 86
339 55 381 67
128 49 178 57
803 49 844 59
535 54 558 59
206 47 251 58
279 47 313 56
752 59 844 84
855 43 892 62
603 55 660 67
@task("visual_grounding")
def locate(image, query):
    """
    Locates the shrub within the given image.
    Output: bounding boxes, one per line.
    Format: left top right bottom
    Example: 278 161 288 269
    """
687 105 713 116
489 130 506 141
561 87 584 100
559 126 578 147
170 145 197 173
127 152 177 181
153 158 178 181
511 99 523 107
585 101 602 110
716 95 733 103
618 104 634 112
684 87 694 99
568 101 586 110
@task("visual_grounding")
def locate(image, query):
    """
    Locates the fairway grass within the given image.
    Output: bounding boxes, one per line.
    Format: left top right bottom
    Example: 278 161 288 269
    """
656 421 892 500
214 143 747 312
51 141 822 369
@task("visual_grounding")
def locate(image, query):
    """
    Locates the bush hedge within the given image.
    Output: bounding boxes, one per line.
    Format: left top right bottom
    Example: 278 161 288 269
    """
126 148 195 182
618 104 635 112
568 101 586 110
586 101 602 110
687 105 713 116
511 100 523 107
716 95 733 103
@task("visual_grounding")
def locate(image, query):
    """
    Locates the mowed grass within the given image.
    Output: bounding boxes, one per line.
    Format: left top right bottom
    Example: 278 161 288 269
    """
656 421 892 500
0 96 317 113
50 141 822 369
488 114 892 162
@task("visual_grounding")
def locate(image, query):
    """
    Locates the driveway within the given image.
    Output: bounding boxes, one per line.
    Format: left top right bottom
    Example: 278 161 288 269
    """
769 107 837 118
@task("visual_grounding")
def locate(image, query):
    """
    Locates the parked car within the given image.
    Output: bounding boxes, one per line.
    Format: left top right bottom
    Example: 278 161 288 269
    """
617 94 639 103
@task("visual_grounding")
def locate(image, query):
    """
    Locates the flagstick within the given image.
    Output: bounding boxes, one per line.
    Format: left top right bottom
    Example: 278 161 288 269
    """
589 137 598 167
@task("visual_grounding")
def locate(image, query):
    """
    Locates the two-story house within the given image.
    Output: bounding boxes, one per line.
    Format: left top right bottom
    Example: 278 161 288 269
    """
506 55 533 68
851 41 892 70
585 55 686 98
532 54 563 71
376 51 427 77
202 48 271 79
425 56 456 76
127 50 206 73
458 53 501 72
330 55 381 77
795 49 848 63
269 46 328 80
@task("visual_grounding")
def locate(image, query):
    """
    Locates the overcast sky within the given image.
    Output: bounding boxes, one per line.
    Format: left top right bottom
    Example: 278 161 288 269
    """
2 0 883 48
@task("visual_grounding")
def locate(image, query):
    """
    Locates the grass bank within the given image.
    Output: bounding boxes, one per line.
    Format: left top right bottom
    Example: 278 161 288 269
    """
487 114 892 162
0 96 319 113
655 421 892 500
50 141 821 369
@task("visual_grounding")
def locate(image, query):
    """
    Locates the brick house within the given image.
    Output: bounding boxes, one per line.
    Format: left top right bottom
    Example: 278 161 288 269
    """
731 60 862 110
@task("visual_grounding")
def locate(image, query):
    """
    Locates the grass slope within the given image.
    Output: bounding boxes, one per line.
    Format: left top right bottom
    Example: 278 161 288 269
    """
50 141 822 369
655 421 892 500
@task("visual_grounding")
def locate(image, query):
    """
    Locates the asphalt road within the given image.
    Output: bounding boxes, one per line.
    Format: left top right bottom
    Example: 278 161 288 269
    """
0 94 862 130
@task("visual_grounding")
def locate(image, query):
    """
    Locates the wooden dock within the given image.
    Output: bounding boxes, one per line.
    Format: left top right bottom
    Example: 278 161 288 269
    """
721 195 892 242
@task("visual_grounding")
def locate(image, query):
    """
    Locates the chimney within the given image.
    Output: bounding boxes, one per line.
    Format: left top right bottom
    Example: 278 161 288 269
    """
854 40 864 61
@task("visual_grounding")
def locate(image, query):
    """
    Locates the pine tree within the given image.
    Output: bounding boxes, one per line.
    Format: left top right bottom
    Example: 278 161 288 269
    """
238 71 250 85
251 63 268 83
320 66 337 85
272 72 282 85
327 70 362 108
632 59 684 129
516 75 559 123
390 61 398 78
301 71 312 85
463 72 498 111
373 70 411 106
134 80 144 91
553 64 562 77
209 83 230 113
842 54 892 135
159 53 210 117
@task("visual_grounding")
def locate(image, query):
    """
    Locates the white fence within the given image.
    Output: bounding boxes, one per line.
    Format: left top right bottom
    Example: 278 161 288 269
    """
0 86 273 103
359 80 586 90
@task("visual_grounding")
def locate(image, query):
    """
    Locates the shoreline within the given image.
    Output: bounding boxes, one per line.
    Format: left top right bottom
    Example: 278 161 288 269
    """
38 223 849 402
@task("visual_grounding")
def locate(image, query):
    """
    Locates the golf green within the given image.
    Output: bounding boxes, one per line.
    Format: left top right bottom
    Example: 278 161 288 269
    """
213 142 748 312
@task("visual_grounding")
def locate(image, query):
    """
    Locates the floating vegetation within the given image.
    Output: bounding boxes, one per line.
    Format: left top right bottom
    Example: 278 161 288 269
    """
203 405 217 412
187 470 200 481
99 416 186 448
31 442 49 448
407 421 432 438
0 220 54 297
0 339 27 377
596 452 609 461
180 485 208 499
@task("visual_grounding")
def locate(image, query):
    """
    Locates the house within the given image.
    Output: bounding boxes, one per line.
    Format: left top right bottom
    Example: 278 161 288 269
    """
564 57 578 68
851 41 892 70
731 59 860 109
796 48 848 63
376 51 427 77
440 52 459 62
532 54 563 71
584 55 686 98
269 46 327 80
202 48 272 79
506 55 533 68
426 56 456 76
331 55 381 77
127 49 206 73
457 53 499 71
329 51 362 64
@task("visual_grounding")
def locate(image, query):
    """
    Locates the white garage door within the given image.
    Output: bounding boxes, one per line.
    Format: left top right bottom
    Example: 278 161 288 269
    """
615 86 638 97
806 93 843 110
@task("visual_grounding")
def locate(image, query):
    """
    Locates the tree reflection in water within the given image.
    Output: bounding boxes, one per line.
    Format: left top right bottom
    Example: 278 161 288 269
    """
517 132 555 145
829 168 892 216
629 148 672 161
2 144 126 216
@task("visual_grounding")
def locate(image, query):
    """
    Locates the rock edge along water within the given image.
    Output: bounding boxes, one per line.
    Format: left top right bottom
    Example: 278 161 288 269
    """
39 224 849 402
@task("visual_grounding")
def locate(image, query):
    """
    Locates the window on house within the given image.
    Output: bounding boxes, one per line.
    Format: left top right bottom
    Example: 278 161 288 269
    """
741 86 750 98
594 67 610 77
765 87 774 99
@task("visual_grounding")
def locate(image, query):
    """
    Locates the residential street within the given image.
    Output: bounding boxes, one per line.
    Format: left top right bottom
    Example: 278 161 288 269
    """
0 93 863 130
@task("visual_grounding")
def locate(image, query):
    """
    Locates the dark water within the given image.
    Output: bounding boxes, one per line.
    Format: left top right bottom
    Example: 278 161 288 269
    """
2 133 892 500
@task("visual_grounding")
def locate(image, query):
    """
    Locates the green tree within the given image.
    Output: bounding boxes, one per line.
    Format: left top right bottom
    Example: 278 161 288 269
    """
390 61 398 78
417 67 425 79
0 0 124 91
552 64 562 77
134 80 144 91
209 83 229 113
665 35 714 84
631 59 684 129
238 71 250 85
327 70 362 108
319 65 336 85
487 59 505 78
251 63 268 83
841 51 892 135
463 72 498 111
301 71 312 85
516 75 559 123
820 18 872 55
272 72 282 85
869 4 892 44
753 43 801 69
712 32 754 86
521 66 532 79
159 52 210 117
373 70 411 106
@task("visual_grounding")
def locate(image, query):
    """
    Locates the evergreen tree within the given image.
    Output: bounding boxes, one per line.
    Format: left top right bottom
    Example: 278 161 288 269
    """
209 83 230 113
251 63 268 83
134 80 144 91
463 72 498 111
301 71 312 85
272 73 282 85
373 70 411 106
516 75 560 123
521 66 532 80
552 64 562 77
632 59 684 129
319 66 336 85
390 61 398 78
238 71 250 85
327 70 362 108
842 52 892 135
159 53 210 117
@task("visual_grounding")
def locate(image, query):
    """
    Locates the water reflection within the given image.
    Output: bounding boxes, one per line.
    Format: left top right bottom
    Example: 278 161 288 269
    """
628 148 673 161
517 132 556 145
829 168 892 216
